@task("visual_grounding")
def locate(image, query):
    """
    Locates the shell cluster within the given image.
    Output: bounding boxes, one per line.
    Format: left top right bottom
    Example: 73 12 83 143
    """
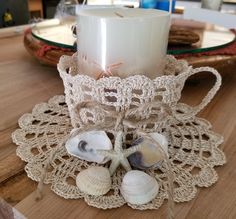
120 170 159 205
76 166 111 196
69 131 167 205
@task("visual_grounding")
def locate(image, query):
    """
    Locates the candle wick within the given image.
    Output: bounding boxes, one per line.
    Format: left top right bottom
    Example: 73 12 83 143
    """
114 12 124 18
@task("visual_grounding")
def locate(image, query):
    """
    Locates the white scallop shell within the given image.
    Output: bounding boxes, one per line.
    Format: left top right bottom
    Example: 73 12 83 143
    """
120 170 159 205
76 166 111 196
128 133 169 169
65 131 112 163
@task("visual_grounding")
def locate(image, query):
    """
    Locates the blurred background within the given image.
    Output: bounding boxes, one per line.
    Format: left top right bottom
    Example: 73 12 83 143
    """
0 0 236 28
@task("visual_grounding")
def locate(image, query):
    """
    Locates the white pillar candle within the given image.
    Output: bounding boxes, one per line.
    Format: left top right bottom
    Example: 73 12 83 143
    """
76 7 170 79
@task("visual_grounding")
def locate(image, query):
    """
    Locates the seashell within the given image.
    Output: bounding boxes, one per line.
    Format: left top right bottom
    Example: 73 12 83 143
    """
65 131 112 163
120 170 159 205
76 166 111 196
128 133 168 170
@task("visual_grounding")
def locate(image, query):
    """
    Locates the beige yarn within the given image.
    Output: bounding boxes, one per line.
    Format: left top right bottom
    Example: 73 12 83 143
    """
12 54 225 214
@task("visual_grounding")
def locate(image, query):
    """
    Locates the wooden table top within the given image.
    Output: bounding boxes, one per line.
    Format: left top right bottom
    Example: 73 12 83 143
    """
1 34 236 219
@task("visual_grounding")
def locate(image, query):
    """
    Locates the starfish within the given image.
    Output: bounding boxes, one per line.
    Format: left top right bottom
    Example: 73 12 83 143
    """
97 131 141 175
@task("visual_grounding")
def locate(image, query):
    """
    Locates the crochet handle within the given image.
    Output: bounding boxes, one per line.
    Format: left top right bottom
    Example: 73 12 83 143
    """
181 67 222 119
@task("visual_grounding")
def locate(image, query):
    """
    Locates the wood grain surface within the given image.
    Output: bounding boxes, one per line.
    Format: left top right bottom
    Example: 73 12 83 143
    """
0 35 63 209
1 34 236 219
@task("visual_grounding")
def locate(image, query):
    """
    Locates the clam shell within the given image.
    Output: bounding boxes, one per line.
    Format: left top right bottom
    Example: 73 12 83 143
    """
65 131 112 163
128 133 168 170
120 170 159 205
76 166 111 196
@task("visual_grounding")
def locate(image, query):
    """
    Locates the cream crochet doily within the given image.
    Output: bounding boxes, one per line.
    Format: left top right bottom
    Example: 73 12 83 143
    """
12 95 226 210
